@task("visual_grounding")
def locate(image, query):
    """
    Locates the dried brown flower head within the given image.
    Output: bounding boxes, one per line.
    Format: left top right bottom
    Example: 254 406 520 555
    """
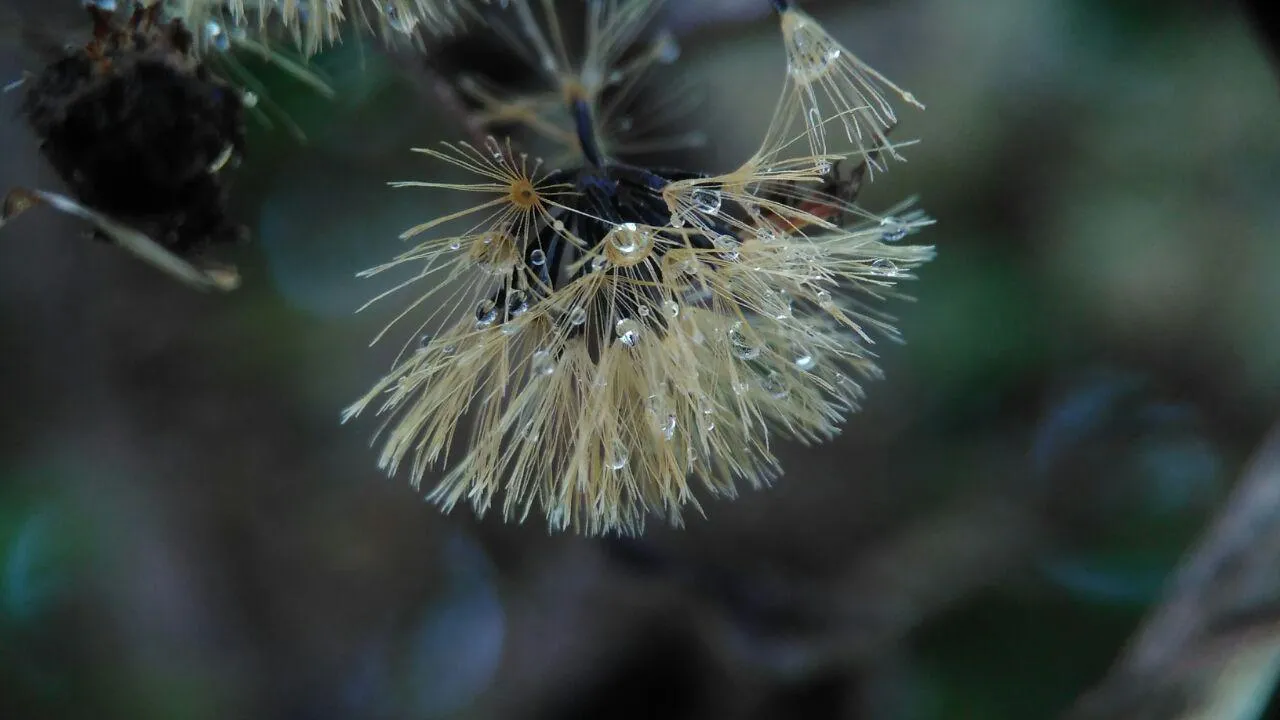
2 3 247 290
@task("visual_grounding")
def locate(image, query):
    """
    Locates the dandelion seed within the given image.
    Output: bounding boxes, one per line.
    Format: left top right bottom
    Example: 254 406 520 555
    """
770 2 925 168
345 0 936 535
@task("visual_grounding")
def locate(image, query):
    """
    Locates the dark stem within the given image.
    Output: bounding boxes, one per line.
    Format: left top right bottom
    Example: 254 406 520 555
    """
571 98 605 167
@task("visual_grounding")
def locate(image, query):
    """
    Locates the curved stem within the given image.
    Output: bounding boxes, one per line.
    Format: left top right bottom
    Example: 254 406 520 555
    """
571 97 605 168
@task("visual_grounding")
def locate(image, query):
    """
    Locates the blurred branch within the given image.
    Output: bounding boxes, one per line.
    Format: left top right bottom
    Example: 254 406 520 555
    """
1065 422 1280 720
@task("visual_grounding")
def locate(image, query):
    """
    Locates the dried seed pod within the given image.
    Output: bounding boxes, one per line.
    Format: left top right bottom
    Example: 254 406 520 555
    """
5 5 247 289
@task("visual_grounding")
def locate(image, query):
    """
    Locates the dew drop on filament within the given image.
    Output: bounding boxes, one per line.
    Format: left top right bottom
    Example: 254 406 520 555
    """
762 371 790 399
615 318 642 347
692 189 722 215
531 349 555 376
606 440 630 470
880 217 909 243
205 21 230 52
728 321 761 361
474 299 497 329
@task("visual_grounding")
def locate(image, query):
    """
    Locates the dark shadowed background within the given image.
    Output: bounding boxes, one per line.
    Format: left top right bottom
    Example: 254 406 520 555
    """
2 0 1279 718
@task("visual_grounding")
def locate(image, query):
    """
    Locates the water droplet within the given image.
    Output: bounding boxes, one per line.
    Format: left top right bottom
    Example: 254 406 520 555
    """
788 37 842 82
870 259 899 277
816 159 833 175
728 321 761 360
637 305 651 318
663 300 680 318
484 137 504 161
506 289 529 318
568 306 588 326
241 91 258 109
793 345 816 371
815 289 834 308
615 318 642 347
762 371 790 399
770 290 794 320
617 116 634 132
448 240 462 251
205 21 230 52
607 222 652 260
591 255 609 272
417 333 432 351
732 380 750 396
660 414 677 441
529 249 546 266
606 440 630 470
713 235 741 262
474 299 497 329
386 3 418 33
692 189 722 215
669 212 687 228
552 219 566 233
653 31 680 64
880 216 908 243
531 349 555 376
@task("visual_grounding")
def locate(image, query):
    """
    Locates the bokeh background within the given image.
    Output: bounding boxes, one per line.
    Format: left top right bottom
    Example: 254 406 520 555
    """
2 0 1279 718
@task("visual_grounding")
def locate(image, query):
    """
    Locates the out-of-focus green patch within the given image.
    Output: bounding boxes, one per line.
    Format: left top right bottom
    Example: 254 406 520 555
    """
913 593 1141 719
0 469 93 627
1067 0 1206 51
897 239 1051 407
1030 372 1228 605
0 464 99 713
211 37 406 159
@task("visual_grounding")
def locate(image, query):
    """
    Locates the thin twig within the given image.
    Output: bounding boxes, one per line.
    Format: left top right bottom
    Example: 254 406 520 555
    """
1066 422 1280 720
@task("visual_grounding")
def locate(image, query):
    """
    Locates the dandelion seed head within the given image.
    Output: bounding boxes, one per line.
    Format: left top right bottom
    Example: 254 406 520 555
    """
161 0 488 56
346 0 935 535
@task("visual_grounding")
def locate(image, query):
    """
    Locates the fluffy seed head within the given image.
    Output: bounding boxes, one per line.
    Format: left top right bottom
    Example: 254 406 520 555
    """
345 0 934 535
160 0 487 55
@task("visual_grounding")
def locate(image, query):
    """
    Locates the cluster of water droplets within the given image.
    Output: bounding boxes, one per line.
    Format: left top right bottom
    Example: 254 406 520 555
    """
785 14 843 84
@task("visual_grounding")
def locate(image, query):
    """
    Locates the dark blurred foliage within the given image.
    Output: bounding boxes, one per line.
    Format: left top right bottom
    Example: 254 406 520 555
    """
2 0 1280 718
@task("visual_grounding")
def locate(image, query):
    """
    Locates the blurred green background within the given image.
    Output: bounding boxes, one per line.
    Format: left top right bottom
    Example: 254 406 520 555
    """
2 0 1279 718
